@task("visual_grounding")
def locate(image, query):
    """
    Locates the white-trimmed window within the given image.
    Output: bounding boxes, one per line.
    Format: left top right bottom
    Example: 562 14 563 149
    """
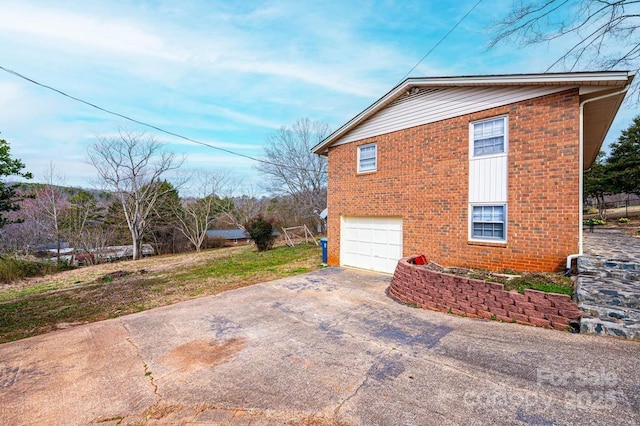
357 143 377 173
472 116 507 157
471 205 506 241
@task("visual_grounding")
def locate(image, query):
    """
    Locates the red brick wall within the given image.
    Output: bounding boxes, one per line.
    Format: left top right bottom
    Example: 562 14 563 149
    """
390 257 582 330
326 89 580 272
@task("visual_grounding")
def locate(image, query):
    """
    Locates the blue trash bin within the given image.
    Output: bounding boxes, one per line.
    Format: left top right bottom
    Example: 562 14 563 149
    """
320 238 328 263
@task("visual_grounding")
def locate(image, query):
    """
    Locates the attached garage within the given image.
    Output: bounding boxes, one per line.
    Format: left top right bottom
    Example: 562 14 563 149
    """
340 216 403 274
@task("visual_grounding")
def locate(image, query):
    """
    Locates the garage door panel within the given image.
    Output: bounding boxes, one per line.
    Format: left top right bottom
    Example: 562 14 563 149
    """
356 241 370 255
383 218 402 230
341 216 403 274
359 228 373 241
358 253 373 270
387 232 402 245
372 229 388 243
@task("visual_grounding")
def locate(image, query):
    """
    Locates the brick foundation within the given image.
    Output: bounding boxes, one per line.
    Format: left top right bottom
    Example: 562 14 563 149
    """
389 257 582 331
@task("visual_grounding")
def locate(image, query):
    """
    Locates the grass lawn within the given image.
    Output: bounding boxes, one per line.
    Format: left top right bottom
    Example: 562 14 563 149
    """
0 243 322 344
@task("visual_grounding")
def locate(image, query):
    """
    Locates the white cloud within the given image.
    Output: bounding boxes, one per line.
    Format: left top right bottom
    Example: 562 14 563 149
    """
0 3 182 62
183 153 256 168
4 0 625 193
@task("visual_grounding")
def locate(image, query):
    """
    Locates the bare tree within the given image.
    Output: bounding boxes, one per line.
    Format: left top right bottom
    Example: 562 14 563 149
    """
35 164 68 263
173 170 232 252
218 185 268 231
490 0 640 98
62 189 105 256
88 130 182 260
0 206 42 255
256 118 329 232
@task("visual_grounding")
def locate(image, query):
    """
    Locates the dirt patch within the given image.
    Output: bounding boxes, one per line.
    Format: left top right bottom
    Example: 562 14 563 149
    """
424 262 573 295
99 270 132 282
162 338 246 371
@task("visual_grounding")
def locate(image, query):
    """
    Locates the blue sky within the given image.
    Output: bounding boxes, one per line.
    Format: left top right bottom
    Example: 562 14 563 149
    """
0 0 635 193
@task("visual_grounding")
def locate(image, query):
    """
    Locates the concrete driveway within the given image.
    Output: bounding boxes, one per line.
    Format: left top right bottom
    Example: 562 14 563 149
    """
1 268 638 425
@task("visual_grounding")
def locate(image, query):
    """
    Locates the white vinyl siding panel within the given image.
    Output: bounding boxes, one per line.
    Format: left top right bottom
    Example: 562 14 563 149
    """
341 217 402 274
334 86 568 146
469 156 508 203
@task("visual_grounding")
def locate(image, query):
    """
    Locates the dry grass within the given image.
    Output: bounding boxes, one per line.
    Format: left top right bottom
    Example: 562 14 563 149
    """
0 245 248 296
0 243 322 343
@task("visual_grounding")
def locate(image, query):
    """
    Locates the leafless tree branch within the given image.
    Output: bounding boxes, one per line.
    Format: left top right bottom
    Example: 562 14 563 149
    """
490 0 640 100
87 130 183 260
255 118 329 232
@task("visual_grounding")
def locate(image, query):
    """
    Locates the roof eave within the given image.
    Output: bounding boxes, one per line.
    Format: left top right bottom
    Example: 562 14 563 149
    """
312 71 633 156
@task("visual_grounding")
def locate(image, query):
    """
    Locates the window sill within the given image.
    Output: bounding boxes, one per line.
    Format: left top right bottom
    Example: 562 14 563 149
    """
467 240 507 248
356 170 377 175
470 152 507 160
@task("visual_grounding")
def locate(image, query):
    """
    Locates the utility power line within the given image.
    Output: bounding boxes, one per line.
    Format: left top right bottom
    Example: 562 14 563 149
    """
2 1 483 174
398 0 483 83
0 65 324 174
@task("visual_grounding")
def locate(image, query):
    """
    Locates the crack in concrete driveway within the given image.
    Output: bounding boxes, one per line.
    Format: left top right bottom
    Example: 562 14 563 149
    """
0 267 639 425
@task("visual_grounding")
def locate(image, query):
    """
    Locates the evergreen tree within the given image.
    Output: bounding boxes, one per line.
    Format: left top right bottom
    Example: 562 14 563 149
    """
0 137 32 228
146 180 183 254
584 151 610 219
607 116 640 196
244 215 276 252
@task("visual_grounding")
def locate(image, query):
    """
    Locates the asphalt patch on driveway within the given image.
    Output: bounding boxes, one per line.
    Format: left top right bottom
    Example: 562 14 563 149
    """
365 317 452 349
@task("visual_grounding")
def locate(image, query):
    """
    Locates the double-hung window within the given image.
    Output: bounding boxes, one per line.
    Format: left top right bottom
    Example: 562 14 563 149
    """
471 205 506 240
472 117 506 157
358 143 377 173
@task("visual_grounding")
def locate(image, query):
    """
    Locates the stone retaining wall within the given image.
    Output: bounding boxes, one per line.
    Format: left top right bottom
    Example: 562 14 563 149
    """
389 257 582 331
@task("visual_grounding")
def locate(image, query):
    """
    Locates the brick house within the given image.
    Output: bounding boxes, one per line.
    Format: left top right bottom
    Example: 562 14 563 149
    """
205 229 251 246
312 72 633 274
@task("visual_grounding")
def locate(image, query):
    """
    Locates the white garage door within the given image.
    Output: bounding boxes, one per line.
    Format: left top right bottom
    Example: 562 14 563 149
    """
341 216 403 274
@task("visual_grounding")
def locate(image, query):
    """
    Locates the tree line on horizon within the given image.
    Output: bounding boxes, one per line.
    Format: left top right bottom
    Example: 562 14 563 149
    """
0 118 328 262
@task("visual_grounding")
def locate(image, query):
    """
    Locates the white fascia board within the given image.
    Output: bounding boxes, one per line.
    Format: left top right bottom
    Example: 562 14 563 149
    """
311 71 632 155
405 71 631 87
311 81 410 155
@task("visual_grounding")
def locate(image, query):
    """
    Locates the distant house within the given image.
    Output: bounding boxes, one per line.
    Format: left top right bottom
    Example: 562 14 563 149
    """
312 71 634 274
35 241 70 252
206 229 251 246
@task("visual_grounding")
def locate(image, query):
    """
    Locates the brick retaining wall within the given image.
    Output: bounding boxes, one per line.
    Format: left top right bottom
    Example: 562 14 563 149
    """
389 257 582 331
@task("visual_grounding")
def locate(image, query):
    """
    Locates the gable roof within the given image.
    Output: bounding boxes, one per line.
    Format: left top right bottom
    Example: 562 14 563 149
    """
312 71 634 168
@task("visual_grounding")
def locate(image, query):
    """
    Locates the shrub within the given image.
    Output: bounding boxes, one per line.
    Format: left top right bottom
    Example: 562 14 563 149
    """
206 236 227 249
0 256 70 283
619 217 630 224
244 215 276 252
